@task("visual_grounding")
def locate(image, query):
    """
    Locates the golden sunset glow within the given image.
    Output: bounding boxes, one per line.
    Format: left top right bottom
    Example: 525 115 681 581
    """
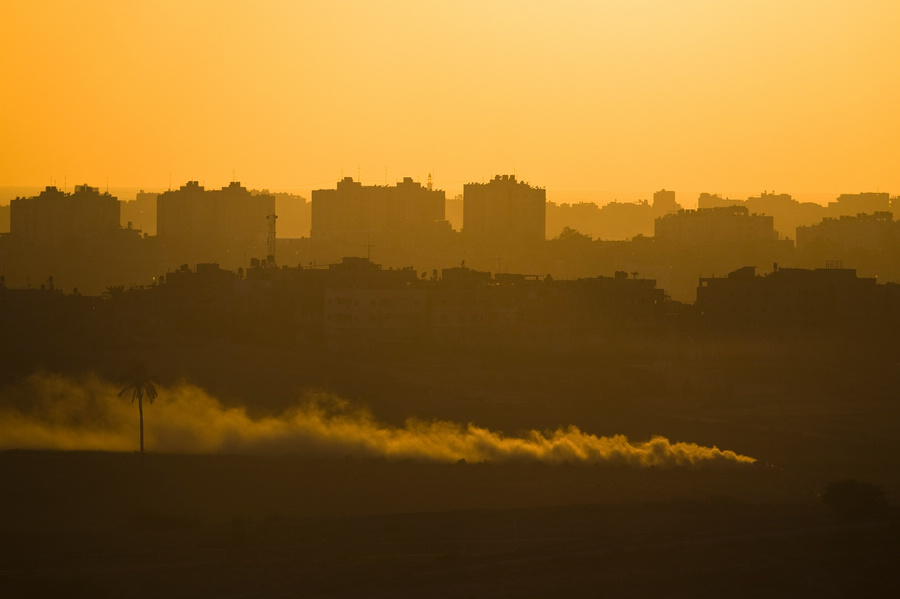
3 4 900 595
2 1 899 201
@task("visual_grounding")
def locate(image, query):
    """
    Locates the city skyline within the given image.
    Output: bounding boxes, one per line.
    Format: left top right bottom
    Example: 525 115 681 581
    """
1 178 893 211
3 3 899 594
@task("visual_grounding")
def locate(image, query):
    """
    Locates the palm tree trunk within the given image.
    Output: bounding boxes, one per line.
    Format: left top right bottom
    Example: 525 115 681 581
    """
139 396 144 453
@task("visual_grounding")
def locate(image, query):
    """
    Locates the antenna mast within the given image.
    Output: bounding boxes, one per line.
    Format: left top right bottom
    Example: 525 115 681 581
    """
266 213 278 266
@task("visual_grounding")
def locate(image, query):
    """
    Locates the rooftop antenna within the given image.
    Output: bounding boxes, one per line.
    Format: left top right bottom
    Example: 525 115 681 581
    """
427 172 433 191
232 168 236 183
363 235 374 261
106 177 109 193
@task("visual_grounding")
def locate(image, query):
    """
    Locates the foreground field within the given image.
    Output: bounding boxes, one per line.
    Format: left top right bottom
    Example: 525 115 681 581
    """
0 451 898 597
3 334 900 595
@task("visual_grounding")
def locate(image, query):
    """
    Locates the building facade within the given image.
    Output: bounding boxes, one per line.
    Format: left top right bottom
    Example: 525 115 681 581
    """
9 184 120 248
311 176 446 245
157 181 274 269
463 175 546 249
655 206 776 245
696 265 889 333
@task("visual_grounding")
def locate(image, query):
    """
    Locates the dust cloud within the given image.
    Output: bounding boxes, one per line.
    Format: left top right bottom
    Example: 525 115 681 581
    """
0 373 755 467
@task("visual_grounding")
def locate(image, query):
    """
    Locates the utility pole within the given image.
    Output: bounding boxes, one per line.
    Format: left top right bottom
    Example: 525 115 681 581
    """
267 213 278 266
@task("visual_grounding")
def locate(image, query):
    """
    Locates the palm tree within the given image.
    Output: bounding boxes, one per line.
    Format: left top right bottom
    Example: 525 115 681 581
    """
103 285 126 301
118 360 159 453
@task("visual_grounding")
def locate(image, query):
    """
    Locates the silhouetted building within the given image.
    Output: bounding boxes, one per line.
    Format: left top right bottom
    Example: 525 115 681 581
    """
650 205 791 302
828 192 890 217
1 185 155 293
157 181 274 269
794 211 900 282
311 177 447 246
120 190 158 236
429 267 665 350
162 262 238 292
655 206 776 244
9 184 120 248
259 190 310 238
464 175 545 248
697 191 896 240
697 191 827 240
697 193 741 210
546 190 680 241
696 265 892 335
445 194 463 231
546 201 603 239
653 189 678 213
592 200 652 239
322 257 425 348
797 212 897 254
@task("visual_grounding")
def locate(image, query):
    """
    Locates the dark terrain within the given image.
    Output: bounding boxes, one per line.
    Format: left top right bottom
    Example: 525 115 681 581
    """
1 450 898 598
2 331 900 596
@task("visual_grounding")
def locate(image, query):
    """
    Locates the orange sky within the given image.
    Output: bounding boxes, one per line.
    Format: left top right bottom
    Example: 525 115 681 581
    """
2 1 898 203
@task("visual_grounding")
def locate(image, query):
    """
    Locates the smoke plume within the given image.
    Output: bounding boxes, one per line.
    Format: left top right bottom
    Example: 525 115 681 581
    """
0 373 755 467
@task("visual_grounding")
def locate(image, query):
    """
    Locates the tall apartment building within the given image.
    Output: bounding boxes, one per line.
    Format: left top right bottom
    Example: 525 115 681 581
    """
655 206 776 244
652 189 678 213
9 184 120 248
311 176 446 245
157 181 274 269
463 175 546 249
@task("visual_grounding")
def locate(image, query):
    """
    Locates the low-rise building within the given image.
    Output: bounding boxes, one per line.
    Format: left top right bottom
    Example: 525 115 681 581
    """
696 265 892 335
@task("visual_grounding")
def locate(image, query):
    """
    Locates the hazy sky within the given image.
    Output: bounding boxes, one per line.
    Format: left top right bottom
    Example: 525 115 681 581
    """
2 1 898 202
